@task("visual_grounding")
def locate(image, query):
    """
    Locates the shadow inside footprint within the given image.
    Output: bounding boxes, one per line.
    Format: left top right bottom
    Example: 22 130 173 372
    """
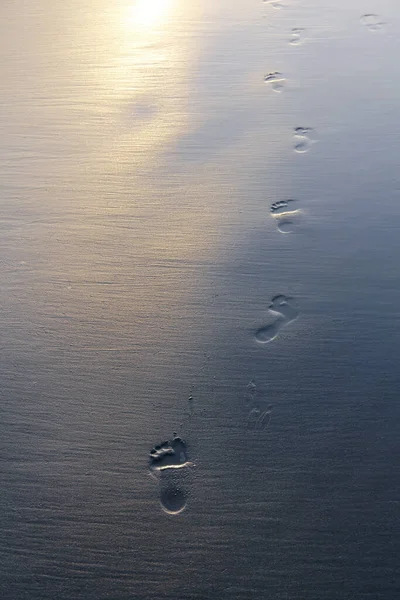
255 295 298 344
277 220 295 233
255 316 286 344
150 436 191 472
159 484 187 515
149 435 192 515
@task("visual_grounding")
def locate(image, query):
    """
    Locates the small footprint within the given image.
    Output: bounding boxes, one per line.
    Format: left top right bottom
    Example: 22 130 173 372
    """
289 28 307 45
270 199 301 233
255 294 299 344
294 127 312 136
263 0 283 8
360 14 385 31
244 379 257 405
246 406 273 431
293 127 317 154
244 379 273 431
264 72 286 93
149 435 193 514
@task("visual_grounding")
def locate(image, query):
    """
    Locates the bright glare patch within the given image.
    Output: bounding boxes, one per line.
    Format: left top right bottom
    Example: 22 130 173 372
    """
125 0 172 29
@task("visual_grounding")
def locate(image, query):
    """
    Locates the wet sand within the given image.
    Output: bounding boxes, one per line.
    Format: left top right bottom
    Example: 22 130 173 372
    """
0 1 399 598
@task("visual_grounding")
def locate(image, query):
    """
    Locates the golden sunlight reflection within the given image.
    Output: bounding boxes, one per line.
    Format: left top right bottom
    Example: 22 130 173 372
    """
124 0 173 30
50 0 222 268
59 0 193 181
83 0 194 176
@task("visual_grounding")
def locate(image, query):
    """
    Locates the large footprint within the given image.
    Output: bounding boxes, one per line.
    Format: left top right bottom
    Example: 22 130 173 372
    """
149 435 193 515
255 295 299 344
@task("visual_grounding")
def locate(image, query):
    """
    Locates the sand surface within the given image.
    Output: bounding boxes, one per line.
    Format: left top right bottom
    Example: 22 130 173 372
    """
0 1 399 598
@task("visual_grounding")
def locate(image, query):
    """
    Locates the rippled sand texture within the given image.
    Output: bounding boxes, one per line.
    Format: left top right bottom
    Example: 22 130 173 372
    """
1 0 400 599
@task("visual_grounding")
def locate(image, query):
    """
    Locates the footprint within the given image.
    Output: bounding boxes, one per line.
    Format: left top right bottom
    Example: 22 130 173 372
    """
149 435 193 514
270 200 294 213
293 127 316 153
255 294 299 344
360 14 385 31
149 436 192 472
270 199 301 233
264 72 286 93
244 379 257 405
289 28 307 45
246 406 273 431
263 0 283 8
244 379 273 431
294 126 312 136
